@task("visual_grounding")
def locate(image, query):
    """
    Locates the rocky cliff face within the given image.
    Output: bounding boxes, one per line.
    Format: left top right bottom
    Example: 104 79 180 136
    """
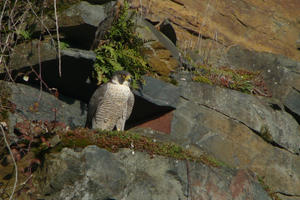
33 146 271 200
0 1 300 200
131 0 300 61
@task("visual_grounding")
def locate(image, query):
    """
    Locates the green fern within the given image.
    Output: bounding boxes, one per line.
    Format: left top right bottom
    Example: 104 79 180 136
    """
17 30 32 40
93 0 150 88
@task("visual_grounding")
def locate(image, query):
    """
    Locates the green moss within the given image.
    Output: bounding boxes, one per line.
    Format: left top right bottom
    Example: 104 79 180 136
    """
61 137 92 148
93 0 150 88
193 74 213 84
55 128 222 168
204 155 228 168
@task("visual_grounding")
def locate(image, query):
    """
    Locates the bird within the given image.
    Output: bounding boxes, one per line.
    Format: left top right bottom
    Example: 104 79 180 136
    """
85 71 135 131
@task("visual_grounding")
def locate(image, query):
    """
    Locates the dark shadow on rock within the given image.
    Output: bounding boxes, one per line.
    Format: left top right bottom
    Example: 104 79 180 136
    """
268 103 282 111
60 24 97 50
285 106 300 126
86 0 115 5
145 19 160 26
125 95 174 130
6 55 97 103
159 19 177 45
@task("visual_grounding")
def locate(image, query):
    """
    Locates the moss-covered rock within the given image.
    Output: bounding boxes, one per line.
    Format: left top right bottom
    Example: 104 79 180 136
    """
32 145 272 200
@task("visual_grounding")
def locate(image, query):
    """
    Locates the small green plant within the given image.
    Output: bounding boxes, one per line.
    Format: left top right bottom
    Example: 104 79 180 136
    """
59 41 70 50
93 0 150 88
17 30 32 40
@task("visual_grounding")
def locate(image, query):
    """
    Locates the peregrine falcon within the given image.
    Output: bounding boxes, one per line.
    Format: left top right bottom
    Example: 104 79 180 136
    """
85 71 135 131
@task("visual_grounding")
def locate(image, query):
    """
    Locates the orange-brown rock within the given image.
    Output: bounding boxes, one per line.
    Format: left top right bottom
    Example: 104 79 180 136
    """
135 111 173 134
131 0 300 61
144 42 178 77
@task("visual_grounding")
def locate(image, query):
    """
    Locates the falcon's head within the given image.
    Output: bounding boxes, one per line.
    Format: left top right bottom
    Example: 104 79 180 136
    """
111 71 132 86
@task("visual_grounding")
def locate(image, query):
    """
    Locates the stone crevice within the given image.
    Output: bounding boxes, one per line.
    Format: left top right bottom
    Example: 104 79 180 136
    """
293 87 300 93
284 105 300 127
169 0 184 7
231 13 248 28
291 70 300 75
275 191 300 198
170 20 224 46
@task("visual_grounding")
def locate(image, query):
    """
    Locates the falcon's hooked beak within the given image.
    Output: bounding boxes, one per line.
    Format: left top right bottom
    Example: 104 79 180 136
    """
125 75 132 82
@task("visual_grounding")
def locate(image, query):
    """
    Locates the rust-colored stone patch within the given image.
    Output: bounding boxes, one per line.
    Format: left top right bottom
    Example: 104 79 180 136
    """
136 111 173 134
230 169 253 199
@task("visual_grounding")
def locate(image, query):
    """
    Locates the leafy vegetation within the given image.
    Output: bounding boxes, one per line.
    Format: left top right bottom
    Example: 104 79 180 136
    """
16 30 32 41
59 41 70 50
93 1 150 88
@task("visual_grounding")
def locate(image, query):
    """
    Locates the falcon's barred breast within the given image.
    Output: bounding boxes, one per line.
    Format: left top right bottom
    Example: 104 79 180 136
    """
85 71 135 131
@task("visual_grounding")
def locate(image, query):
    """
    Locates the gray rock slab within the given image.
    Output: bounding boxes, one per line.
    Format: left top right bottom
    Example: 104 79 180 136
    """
34 146 126 200
62 0 116 49
5 82 87 130
61 48 96 61
33 146 271 200
284 88 300 117
179 80 300 154
133 76 180 108
8 40 96 72
8 40 57 72
65 1 108 27
170 98 300 196
226 45 300 116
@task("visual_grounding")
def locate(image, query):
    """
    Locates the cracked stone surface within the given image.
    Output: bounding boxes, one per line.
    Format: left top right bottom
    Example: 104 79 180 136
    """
169 80 300 196
33 146 271 200
178 80 300 155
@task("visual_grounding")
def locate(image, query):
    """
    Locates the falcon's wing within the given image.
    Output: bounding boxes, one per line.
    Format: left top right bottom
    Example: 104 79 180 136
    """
85 83 108 128
126 91 135 120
